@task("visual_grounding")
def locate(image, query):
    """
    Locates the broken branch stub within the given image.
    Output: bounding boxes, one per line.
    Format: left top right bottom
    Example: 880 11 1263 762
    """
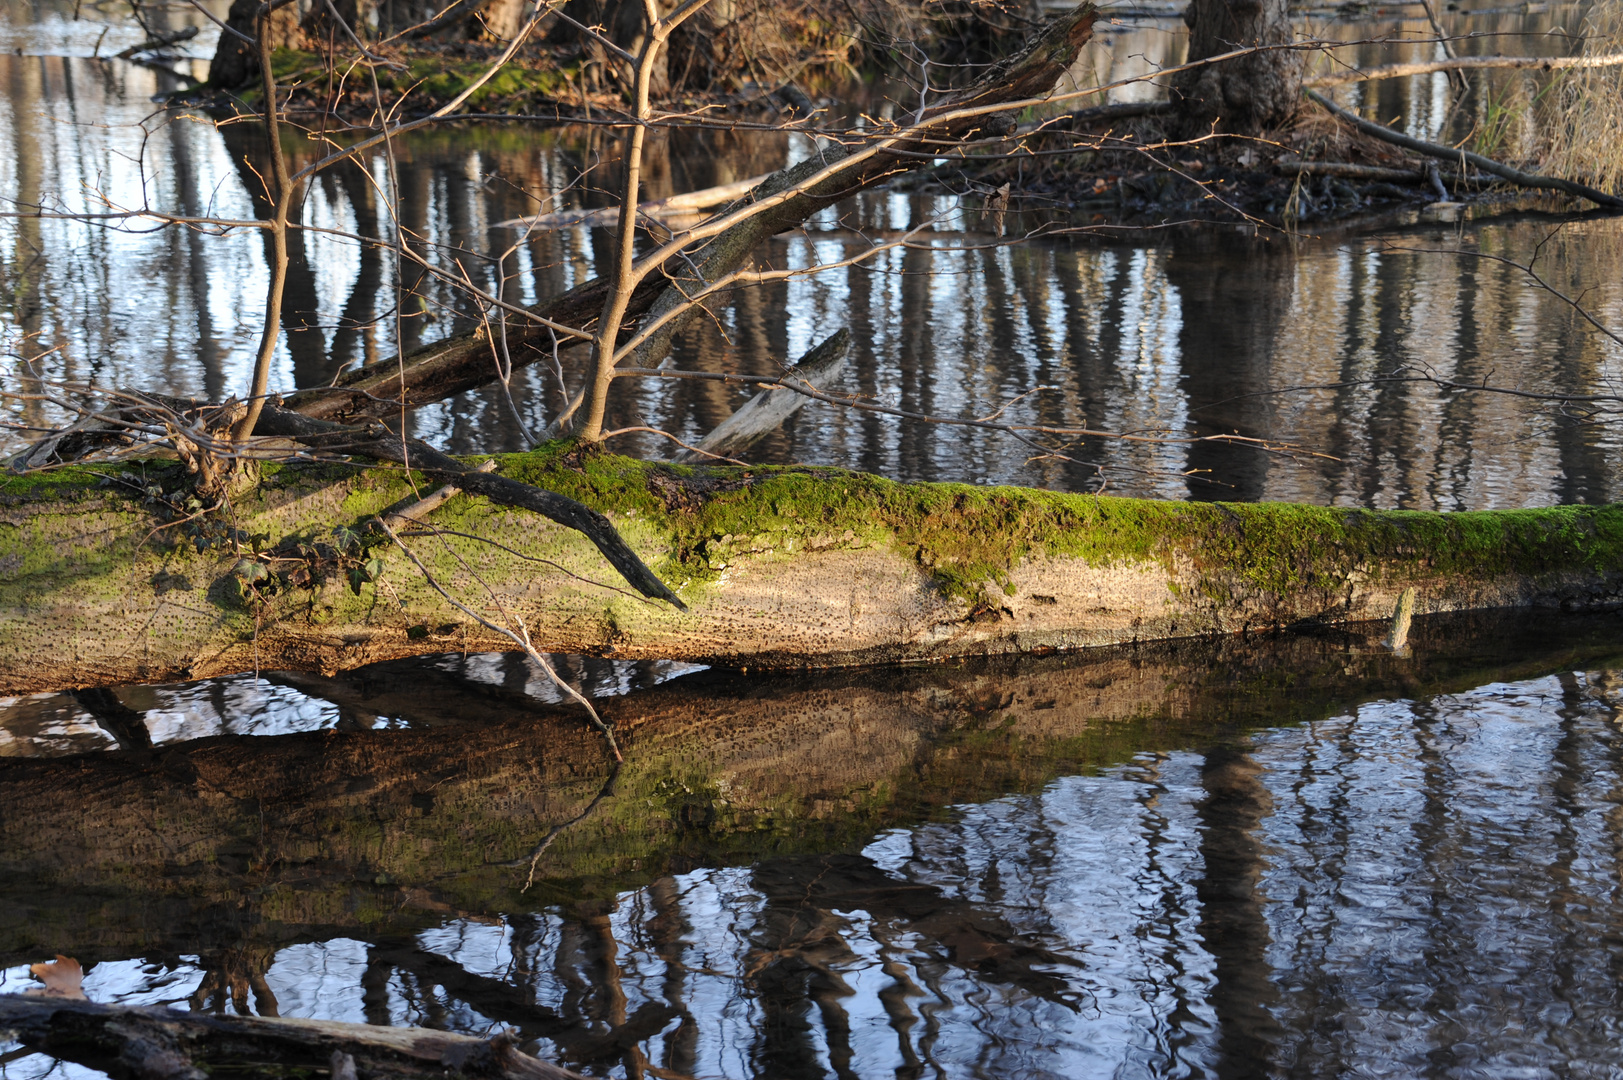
673 328 852 462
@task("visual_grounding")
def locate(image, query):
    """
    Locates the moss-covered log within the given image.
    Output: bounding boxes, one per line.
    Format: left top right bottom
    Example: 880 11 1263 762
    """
5 445 1623 693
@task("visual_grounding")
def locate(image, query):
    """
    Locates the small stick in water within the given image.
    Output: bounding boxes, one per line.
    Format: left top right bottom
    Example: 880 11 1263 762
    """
1384 587 1416 654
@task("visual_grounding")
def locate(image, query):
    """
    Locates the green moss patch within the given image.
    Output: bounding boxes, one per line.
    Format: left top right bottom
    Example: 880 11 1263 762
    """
495 443 1623 609
244 48 570 110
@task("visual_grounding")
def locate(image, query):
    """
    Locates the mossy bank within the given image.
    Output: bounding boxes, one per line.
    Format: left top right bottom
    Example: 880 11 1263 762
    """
5 442 1623 692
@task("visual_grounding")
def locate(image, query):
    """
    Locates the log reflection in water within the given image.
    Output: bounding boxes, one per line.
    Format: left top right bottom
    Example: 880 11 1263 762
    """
9 613 1623 1075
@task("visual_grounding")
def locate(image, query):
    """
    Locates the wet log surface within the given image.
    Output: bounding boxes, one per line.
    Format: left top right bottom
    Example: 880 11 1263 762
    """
0 995 586 1080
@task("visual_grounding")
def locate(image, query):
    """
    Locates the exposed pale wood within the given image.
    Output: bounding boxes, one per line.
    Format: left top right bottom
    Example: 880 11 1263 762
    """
1306 53 1623 88
672 328 851 462
384 457 500 524
1385 586 1416 652
493 174 772 231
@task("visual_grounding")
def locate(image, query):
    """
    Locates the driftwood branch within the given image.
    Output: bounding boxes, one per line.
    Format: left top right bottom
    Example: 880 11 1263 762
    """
1305 88 1623 208
1305 52 1623 88
0 995 587 1080
112 25 199 58
493 173 771 231
672 328 851 462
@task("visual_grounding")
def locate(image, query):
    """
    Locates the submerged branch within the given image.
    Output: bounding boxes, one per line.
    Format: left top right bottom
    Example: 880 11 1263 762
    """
0 995 587 1080
1305 89 1623 208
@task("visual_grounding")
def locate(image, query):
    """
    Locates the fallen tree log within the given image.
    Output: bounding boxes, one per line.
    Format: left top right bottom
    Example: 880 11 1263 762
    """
276 3 1098 426
0 995 586 1080
5 446 1623 692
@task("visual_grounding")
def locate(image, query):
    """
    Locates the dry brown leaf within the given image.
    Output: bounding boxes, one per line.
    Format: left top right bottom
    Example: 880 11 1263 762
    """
27 955 87 999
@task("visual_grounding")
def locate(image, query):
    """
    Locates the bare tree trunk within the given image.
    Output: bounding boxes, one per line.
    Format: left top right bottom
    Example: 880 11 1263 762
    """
209 0 302 88
1172 0 1302 133
478 0 527 39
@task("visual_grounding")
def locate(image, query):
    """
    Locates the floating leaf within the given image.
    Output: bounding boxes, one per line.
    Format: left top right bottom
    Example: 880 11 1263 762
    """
27 955 87 999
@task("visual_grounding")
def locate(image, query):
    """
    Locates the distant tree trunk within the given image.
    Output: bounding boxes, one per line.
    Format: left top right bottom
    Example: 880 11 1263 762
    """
477 0 526 39
209 0 302 88
550 0 669 98
304 0 378 43
1172 0 1302 133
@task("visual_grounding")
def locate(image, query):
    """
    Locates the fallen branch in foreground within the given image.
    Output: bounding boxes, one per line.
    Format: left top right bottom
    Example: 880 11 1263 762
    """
1305 52 1623 87
1305 88 1623 208
0 995 586 1080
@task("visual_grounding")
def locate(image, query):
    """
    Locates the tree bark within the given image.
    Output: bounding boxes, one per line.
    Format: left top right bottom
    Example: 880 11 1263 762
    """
1173 0 1302 133
209 0 302 88
5 449 1623 693
0 996 586 1080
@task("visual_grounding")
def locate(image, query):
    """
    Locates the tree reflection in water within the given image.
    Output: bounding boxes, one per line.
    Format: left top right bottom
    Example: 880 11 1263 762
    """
253 677 1617 1080
14 665 1623 1075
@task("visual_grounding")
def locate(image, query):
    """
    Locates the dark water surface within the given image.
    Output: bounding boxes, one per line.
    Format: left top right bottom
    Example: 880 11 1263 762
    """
8 2 1623 1077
